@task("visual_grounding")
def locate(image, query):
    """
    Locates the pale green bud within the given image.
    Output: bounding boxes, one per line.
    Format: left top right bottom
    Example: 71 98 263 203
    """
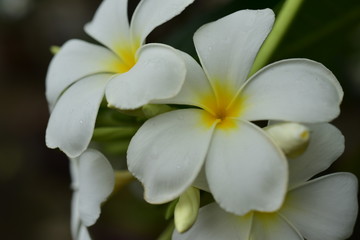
174 187 200 233
264 122 310 158
50 45 60 55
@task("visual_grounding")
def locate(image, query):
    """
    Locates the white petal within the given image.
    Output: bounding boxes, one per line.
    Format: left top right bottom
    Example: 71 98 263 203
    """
71 192 93 240
206 120 287 215
251 213 303 240
240 59 343 122
192 166 210 192
71 191 80 240
46 74 110 158
70 157 79 190
106 44 186 110
127 109 216 204
70 158 82 239
280 173 358 240
130 0 194 47
84 0 131 55
152 50 214 108
78 225 92 240
172 203 252 240
46 40 122 110
288 123 344 189
77 149 115 227
194 9 274 89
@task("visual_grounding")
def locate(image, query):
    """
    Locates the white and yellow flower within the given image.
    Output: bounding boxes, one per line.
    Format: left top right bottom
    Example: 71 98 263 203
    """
70 149 114 240
173 124 358 240
127 9 343 215
45 0 194 157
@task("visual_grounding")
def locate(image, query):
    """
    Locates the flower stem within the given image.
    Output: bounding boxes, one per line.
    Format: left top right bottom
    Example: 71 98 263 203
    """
157 221 175 240
112 171 135 194
249 0 304 75
92 126 139 142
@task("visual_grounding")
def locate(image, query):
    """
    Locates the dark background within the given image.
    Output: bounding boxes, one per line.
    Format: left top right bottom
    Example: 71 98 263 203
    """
0 0 359 239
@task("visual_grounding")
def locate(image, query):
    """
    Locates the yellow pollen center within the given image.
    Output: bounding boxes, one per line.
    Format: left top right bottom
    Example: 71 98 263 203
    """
108 42 139 74
116 47 137 73
199 80 246 130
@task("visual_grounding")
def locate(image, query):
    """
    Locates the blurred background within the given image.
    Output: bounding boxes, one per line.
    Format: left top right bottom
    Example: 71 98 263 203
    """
0 0 359 239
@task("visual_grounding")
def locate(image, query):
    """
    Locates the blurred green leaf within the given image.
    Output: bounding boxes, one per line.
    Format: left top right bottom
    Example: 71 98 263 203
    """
272 0 360 62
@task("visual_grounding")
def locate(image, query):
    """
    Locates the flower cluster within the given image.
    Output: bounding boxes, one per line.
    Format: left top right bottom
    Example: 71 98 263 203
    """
45 0 358 239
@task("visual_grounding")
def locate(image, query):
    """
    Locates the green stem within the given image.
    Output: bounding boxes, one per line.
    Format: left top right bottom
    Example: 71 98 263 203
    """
112 170 135 193
157 221 175 240
96 107 137 127
165 199 179 220
100 139 131 155
250 0 304 75
92 126 139 142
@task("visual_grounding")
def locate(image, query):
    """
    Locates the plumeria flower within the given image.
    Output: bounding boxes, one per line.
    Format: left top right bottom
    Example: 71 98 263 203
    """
70 149 115 240
127 9 343 215
173 124 358 240
45 0 194 157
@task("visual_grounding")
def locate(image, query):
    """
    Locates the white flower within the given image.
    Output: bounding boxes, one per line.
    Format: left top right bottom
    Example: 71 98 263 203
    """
45 0 194 157
173 124 358 240
127 9 343 215
70 149 115 240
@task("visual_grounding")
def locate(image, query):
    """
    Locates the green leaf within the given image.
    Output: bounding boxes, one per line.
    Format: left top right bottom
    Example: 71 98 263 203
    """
271 0 360 62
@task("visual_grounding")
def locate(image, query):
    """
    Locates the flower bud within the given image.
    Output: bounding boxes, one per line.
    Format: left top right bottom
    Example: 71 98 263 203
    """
174 187 200 233
50 45 60 55
264 122 310 158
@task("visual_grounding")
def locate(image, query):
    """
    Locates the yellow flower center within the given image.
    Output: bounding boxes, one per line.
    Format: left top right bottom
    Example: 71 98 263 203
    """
115 46 138 73
199 80 246 130
108 41 140 74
